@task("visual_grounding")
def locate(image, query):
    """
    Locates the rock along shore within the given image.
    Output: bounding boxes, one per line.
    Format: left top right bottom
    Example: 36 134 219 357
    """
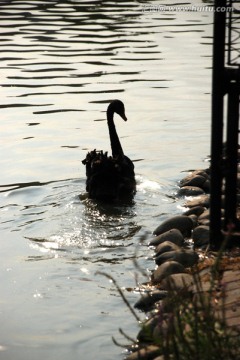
123 167 240 360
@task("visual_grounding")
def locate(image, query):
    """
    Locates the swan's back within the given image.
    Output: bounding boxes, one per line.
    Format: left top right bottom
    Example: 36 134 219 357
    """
82 150 135 200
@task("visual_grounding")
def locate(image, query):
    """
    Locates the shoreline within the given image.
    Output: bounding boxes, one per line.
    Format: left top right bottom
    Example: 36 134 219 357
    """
122 167 240 360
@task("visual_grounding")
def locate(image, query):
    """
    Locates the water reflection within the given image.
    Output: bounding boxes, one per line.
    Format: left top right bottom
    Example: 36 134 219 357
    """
0 1 213 359
0 175 164 261
0 0 166 114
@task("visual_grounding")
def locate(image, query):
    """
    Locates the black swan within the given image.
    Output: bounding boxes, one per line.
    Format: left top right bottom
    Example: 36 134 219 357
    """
82 100 136 201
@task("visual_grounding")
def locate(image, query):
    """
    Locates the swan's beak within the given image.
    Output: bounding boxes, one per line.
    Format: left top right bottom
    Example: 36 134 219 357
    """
121 113 127 121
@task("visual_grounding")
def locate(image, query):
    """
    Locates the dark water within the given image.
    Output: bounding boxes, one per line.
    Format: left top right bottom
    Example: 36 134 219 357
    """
0 1 213 359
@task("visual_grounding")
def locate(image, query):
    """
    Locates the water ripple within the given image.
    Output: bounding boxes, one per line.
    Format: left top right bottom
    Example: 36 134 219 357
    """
0 1 214 358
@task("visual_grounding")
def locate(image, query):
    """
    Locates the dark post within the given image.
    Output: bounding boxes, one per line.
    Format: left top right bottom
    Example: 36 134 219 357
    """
224 81 239 229
210 0 227 249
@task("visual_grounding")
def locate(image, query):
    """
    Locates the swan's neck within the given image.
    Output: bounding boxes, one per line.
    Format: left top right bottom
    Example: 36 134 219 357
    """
107 109 124 158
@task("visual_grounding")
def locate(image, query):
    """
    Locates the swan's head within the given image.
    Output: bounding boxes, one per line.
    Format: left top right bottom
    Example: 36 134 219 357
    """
107 100 127 121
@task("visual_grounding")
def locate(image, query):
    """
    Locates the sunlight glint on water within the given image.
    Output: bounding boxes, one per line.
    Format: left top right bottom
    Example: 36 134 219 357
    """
0 1 212 359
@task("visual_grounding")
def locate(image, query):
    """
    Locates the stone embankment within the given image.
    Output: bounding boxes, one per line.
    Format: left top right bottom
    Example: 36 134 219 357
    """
124 168 240 360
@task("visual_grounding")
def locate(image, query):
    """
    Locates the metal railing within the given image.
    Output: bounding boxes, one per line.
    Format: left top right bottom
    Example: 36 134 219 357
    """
226 0 240 66
210 0 240 249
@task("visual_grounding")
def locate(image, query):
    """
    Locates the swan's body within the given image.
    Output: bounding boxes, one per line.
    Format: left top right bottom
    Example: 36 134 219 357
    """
82 100 136 201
